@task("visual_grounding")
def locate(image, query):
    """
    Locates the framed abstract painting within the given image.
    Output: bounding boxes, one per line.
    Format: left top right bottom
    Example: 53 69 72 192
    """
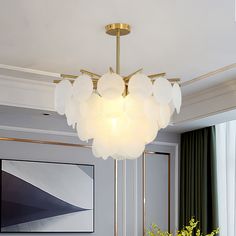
0 159 94 233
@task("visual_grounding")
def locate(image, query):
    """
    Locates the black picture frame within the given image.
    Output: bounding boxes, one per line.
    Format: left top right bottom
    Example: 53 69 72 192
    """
0 159 95 233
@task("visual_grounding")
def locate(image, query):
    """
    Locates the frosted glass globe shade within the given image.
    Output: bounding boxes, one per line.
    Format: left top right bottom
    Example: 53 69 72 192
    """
73 74 93 102
172 82 182 113
97 72 124 99
153 77 172 104
128 73 152 98
55 79 72 115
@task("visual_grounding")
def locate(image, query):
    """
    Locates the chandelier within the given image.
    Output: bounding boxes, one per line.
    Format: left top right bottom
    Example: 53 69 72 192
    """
54 23 182 160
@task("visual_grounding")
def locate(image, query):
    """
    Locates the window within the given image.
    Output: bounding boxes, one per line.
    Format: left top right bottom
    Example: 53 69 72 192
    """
216 121 236 236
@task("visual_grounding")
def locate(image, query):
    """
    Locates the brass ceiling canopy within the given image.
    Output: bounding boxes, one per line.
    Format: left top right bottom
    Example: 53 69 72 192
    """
105 23 131 36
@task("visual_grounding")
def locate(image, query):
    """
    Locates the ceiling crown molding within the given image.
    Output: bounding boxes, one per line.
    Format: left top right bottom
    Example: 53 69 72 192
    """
0 75 55 110
173 79 236 124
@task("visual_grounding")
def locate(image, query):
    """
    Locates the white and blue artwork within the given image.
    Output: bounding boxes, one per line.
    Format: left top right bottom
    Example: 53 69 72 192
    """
0 159 94 233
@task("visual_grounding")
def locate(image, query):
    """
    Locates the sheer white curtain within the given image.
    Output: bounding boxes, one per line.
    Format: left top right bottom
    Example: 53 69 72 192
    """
216 120 236 236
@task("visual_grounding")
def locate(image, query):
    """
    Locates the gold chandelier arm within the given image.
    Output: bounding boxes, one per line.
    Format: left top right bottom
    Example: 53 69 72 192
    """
148 72 166 79
123 68 143 83
53 74 77 83
53 74 76 83
53 73 99 89
60 74 77 79
80 69 101 79
54 70 101 88
168 78 181 84
53 79 65 84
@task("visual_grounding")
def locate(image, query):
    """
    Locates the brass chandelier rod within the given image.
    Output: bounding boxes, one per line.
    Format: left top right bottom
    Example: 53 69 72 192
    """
80 69 101 79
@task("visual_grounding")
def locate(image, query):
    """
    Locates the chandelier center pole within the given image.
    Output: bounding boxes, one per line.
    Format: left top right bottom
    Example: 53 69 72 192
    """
116 28 120 74
105 23 131 75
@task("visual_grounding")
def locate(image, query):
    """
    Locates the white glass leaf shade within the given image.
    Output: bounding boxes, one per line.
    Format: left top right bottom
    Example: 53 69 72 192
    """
78 93 102 121
92 137 112 160
172 82 182 113
125 135 145 158
128 73 152 98
157 104 171 129
78 101 88 120
97 72 124 99
113 132 144 159
123 119 146 158
101 96 124 119
169 101 175 115
144 119 159 143
65 96 79 128
76 117 94 142
73 74 93 102
144 96 159 121
124 94 145 119
85 92 102 119
55 79 73 115
76 96 103 141
153 77 172 105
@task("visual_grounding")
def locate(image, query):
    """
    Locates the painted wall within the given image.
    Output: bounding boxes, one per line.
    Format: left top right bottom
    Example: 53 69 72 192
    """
0 129 179 236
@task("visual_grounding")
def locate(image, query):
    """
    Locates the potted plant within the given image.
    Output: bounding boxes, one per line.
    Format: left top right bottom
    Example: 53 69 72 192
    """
147 218 219 236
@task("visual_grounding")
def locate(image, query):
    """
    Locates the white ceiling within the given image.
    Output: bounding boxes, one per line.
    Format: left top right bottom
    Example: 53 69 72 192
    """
0 0 236 89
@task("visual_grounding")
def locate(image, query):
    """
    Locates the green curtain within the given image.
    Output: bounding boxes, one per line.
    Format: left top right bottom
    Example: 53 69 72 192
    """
179 126 218 233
